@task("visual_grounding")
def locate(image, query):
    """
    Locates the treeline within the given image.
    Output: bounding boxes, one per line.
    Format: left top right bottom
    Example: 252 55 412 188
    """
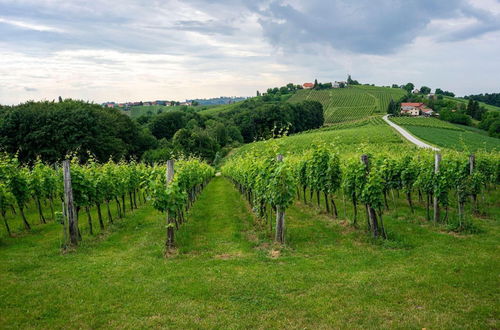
0 100 156 164
220 99 324 142
465 93 500 107
259 83 303 101
0 97 324 165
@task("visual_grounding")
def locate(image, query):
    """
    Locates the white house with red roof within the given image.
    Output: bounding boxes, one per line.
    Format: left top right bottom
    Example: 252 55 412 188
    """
400 102 435 116
303 82 314 89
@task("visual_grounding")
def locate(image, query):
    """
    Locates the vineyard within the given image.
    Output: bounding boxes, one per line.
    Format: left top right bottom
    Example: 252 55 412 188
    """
390 117 500 152
232 118 407 157
390 117 463 130
2 145 500 327
288 86 405 124
0 154 214 252
2 92 500 329
223 144 500 242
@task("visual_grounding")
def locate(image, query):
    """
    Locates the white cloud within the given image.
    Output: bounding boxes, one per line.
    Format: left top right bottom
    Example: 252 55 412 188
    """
0 17 64 32
0 0 499 104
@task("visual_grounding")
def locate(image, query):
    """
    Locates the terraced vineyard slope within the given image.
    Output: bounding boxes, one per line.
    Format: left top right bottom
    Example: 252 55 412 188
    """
288 86 405 124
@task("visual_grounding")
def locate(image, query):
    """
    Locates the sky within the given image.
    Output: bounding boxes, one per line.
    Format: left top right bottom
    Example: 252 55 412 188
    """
0 0 499 104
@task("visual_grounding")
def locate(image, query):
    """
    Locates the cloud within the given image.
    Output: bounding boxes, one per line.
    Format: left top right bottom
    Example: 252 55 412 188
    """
0 0 498 104
252 0 500 54
24 87 38 92
0 17 64 32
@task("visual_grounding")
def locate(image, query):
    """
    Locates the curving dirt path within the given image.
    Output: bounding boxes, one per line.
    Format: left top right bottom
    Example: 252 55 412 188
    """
383 114 440 151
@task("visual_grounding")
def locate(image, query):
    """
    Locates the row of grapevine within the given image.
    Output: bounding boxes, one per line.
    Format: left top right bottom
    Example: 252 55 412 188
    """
0 153 214 253
222 150 295 243
148 159 214 254
0 154 153 239
222 145 499 242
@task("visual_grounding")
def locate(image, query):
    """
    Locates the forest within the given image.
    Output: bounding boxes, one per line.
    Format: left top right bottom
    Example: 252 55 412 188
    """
0 97 324 165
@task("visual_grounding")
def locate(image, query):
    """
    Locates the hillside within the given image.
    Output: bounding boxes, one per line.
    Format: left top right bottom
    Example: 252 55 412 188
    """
444 96 500 112
231 117 411 158
391 117 500 152
288 85 406 124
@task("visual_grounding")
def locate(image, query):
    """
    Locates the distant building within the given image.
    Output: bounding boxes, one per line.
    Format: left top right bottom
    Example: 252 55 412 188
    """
412 88 420 94
303 82 314 89
400 102 435 116
333 81 347 88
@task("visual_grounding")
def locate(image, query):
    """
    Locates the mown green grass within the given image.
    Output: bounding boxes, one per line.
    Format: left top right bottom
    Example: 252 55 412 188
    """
401 125 500 152
1 177 499 328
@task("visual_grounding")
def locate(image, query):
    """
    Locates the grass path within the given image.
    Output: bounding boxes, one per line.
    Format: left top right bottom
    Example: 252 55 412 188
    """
175 176 257 257
1 177 499 328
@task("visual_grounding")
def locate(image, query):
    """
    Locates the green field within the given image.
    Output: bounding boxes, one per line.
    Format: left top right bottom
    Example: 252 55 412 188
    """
402 126 500 152
444 96 500 112
2 176 499 328
197 102 241 116
389 117 500 152
288 86 406 124
232 117 409 157
391 117 463 130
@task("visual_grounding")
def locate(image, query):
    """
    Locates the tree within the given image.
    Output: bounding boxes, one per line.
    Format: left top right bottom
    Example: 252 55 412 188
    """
0 100 143 164
387 99 398 115
149 111 187 140
314 79 318 88
420 86 431 95
391 84 399 88
347 75 359 85
403 83 415 94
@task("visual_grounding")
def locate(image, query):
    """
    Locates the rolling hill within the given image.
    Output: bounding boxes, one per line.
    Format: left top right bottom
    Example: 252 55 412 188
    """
287 85 406 124
444 96 500 112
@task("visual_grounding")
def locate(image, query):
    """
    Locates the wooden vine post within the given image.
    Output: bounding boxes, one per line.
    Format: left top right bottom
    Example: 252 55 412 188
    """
275 154 286 244
166 159 175 252
433 153 441 222
63 160 78 246
469 154 477 212
360 154 380 238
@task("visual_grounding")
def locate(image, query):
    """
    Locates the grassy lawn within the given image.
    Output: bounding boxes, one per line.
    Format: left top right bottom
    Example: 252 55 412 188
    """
1 177 499 328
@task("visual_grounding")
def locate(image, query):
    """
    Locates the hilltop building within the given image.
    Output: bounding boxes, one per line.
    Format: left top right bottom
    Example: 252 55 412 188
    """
400 102 435 116
303 82 314 89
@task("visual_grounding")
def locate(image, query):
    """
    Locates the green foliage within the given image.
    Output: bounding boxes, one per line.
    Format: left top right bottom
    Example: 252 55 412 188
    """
0 100 144 163
149 159 214 217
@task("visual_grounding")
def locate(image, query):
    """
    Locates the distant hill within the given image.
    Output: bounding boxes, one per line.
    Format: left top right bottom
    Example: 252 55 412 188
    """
443 96 500 112
189 96 247 106
288 85 406 124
